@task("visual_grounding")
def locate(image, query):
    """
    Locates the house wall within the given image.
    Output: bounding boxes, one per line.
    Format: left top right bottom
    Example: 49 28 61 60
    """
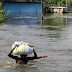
0 0 37 2
53 8 63 13
4 2 46 14
50 8 63 13
16 0 37 2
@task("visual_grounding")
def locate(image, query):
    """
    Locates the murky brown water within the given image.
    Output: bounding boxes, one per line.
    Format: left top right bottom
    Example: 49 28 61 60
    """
0 13 72 72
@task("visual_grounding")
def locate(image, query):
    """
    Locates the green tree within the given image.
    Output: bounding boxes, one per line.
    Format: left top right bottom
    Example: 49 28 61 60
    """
44 0 67 6
0 2 10 23
0 2 4 23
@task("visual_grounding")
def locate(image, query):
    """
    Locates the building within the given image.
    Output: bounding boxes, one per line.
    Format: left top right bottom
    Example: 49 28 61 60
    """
47 6 66 13
0 0 37 3
2 0 46 15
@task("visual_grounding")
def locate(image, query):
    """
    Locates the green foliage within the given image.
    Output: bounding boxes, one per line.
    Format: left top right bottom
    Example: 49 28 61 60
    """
44 0 72 6
0 9 4 14
0 14 4 23
67 11 72 13
4 10 10 21
0 2 10 23
70 1 72 5
0 2 4 23
0 2 3 10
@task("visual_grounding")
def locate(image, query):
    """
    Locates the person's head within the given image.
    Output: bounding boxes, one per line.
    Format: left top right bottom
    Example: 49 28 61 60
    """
20 54 27 59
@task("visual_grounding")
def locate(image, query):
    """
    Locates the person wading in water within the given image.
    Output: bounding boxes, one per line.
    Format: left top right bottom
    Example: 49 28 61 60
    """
8 45 48 65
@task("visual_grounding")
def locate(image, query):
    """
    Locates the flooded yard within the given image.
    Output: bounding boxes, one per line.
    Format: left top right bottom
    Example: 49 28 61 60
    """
0 13 72 72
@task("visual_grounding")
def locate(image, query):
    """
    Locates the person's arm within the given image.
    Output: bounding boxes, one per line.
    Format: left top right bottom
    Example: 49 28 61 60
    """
37 55 48 59
33 50 48 59
31 49 48 59
26 49 48 61
8 45 19 59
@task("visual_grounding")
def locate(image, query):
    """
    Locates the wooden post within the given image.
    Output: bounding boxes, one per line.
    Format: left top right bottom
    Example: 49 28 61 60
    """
66 0 67 12
41 0 43 25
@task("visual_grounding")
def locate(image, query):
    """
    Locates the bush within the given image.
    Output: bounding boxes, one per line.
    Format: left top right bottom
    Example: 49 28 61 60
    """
0 2 10 23
0 2 4 23
4 10 10 21
0 14 4 23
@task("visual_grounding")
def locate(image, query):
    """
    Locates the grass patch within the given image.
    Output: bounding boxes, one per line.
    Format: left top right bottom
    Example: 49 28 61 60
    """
63 11 72 13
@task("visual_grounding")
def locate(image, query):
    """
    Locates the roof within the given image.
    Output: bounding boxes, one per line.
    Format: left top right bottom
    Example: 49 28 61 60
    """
48 6 67 9
0 0 37 2
0 0 5 2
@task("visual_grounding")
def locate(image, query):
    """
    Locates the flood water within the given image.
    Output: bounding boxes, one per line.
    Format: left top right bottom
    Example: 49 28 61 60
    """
0 13 72 72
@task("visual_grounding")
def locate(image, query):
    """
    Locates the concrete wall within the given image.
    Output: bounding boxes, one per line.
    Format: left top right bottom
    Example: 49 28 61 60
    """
53 8 63 13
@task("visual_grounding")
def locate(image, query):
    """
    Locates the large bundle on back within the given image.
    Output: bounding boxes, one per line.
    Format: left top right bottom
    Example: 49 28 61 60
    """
12 41 33 55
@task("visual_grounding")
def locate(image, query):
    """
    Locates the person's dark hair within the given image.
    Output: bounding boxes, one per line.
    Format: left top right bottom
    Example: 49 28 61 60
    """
20 54 27 57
